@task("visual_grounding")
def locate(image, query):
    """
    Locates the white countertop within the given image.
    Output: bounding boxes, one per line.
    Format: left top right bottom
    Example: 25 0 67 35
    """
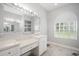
0 39 19 51
0 35 39 51
18 39 38 48
16 35 39 47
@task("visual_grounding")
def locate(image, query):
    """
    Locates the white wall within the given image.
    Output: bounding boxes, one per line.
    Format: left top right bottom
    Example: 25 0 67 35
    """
47 4 79 49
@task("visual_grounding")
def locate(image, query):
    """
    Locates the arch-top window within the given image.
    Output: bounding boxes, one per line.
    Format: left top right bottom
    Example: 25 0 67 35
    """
54 12 77 39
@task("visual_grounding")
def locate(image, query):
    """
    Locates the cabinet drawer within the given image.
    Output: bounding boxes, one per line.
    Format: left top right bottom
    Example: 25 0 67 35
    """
21 42 38 55
0 46 20 56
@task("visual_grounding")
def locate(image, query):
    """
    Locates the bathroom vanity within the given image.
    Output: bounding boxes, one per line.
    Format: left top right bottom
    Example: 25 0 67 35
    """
0 39 20 56
0 34 47 56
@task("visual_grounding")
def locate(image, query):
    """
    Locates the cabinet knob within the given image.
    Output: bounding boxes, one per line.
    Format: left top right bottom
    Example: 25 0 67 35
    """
8 52 11 54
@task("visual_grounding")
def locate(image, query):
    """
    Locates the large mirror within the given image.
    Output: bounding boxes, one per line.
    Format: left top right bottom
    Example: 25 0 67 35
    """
0 3 40 34
3 17 21 32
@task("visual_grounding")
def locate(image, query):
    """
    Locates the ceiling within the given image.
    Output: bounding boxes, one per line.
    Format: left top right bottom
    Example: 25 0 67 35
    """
40 3 69 11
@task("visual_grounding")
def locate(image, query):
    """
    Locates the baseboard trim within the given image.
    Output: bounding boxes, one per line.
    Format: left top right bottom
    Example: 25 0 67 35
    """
48 41 79 51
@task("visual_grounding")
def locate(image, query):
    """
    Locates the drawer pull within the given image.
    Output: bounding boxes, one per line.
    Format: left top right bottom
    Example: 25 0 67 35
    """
8 52 11 54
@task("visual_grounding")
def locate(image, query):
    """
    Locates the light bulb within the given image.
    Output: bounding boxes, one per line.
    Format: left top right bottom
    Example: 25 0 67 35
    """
54 3 58 6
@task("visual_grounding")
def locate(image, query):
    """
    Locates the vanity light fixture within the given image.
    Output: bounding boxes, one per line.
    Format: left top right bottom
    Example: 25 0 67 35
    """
14 3 18 6
5 18 15 22
5 17 21 23
54 3 58 6
4 22 9 25
16 20 21 23
12 3 39 17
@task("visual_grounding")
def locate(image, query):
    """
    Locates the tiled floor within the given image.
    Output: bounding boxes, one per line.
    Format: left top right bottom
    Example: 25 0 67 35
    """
42 44 79 56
